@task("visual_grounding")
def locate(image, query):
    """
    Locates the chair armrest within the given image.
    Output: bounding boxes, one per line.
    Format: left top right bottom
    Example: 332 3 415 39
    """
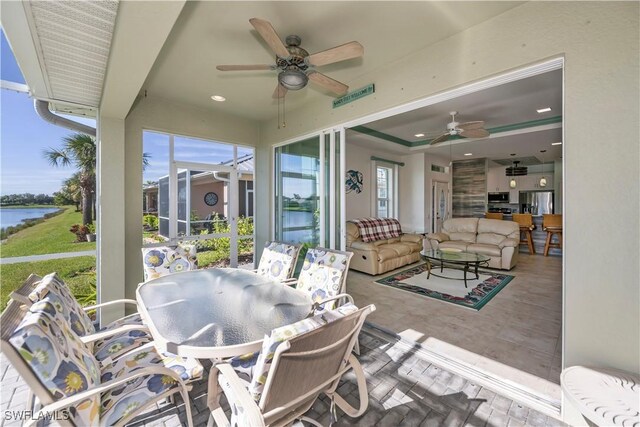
216 363 265 427
313 293 355 312
83 298 139 311
349 240 378 251
499 238 519 248
332 354 369 418
24 364 189 427
426 233 449 242
400 233 423 243
79 324 150 344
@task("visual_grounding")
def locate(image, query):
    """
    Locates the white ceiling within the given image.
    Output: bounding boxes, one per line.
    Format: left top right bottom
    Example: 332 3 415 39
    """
347 69 563 164
142 1 524 121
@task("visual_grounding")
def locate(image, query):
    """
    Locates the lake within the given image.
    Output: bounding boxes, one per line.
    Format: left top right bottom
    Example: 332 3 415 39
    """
0 207 60 229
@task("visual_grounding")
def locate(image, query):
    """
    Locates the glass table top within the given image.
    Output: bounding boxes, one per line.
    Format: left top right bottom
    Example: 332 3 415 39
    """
420 249 491 263
137 268 312 358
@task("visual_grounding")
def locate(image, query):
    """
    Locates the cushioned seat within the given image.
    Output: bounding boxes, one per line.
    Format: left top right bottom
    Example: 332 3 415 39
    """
439 241 470 251
467 243 503 257
427 218 519 270
346 219 423 275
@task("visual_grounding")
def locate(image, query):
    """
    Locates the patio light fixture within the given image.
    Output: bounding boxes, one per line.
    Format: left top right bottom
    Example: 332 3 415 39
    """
278 67 308 90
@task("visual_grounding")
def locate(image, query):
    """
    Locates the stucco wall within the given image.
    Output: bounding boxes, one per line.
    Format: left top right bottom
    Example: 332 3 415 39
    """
252 0 639 396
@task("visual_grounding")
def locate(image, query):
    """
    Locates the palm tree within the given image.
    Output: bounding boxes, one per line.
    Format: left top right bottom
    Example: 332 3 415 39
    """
44 133 96 225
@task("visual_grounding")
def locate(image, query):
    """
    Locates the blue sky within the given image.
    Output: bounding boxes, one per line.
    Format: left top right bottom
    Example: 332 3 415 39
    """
1 30 95 195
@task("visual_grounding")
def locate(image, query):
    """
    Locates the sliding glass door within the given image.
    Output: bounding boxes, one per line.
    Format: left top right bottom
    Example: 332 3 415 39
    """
274 128 345 250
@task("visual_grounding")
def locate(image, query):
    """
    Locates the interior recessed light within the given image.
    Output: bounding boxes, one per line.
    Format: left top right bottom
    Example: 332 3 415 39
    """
211 95 226 102
551 142 563 146
464 153 473 156
414 133 425 138
537 107 552 113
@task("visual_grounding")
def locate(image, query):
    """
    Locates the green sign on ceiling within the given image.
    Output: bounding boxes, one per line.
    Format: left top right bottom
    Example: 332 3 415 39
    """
332 84 375 109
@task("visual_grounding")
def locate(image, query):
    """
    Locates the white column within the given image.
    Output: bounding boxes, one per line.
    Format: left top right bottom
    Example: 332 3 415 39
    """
97 116 126 325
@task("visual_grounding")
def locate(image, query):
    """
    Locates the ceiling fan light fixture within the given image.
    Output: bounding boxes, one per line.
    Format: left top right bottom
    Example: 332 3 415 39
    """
278 67 308 91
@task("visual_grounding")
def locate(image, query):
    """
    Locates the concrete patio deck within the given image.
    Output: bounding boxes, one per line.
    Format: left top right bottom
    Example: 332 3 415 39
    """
0 326 566 427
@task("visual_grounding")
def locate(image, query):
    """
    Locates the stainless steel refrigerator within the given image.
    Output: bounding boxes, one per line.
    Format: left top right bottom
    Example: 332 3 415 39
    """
519 191 554 215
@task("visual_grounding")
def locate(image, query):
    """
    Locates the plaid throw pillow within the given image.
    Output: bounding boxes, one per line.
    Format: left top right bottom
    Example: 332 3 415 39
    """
350 217 402 243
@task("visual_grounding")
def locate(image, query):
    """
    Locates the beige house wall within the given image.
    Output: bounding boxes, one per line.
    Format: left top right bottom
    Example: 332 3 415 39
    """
191 181 226 219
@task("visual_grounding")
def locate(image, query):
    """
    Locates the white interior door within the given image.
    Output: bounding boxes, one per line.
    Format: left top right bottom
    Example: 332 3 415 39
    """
432 181 450 233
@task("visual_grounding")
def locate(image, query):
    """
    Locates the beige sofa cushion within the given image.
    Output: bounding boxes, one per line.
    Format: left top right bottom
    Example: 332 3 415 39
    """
478 218 519 239
449 232 477 243
467 243 502 257
477 232 508 246
443 218 479 234
439 241 469 251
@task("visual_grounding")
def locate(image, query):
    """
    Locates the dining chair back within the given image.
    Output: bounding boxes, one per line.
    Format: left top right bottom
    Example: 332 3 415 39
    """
542 214 563 256
512 213 536 254
256 241 302 282
211 303 375 427
295 247 354 310
1 298 198 427
141 243 198 281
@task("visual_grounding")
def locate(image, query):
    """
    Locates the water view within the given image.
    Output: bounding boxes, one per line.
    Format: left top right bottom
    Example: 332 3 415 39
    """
0 207 60 229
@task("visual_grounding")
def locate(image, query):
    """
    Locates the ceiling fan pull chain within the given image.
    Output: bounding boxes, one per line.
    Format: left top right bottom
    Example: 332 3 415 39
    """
282 93 286 128
277 93 281 129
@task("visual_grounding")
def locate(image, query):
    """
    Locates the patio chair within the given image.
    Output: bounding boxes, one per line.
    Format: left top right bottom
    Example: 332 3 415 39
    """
141 243 198 281
255 241 302 283
16 273 153 364
211 303 375 427
0 299 201 427
294 247 354 311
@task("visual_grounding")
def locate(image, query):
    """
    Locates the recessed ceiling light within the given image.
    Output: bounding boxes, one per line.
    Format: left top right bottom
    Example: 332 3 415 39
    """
414 133 425 138
551 142 563 146
211 95 226 102
537 107 552 113
464 153 473 156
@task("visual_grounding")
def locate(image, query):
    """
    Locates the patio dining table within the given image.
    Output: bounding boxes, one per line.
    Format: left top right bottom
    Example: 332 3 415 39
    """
136 268 313 360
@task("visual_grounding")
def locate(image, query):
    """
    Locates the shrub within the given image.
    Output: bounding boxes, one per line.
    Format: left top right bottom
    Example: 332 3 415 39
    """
195 214 254 255
69 224 89 242
143 214 159 230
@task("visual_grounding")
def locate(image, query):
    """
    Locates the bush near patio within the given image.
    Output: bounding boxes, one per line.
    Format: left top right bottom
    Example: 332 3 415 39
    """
195 214 254 267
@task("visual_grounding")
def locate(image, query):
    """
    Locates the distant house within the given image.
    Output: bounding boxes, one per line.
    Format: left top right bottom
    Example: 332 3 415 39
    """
143 154 254 237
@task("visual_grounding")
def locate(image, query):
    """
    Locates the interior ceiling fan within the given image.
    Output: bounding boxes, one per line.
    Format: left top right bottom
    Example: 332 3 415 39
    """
216 18 363 98
429 111 490 145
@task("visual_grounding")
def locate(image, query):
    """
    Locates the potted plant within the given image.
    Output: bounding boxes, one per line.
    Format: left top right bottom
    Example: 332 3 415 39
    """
86 223 96 242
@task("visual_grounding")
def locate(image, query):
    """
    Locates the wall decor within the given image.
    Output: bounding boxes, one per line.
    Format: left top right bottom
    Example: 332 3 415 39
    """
346 170 364 194
204 192 219 206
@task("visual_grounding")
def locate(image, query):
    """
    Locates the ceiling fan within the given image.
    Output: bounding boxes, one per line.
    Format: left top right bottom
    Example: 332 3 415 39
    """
216 18 363 98
429 111 490 145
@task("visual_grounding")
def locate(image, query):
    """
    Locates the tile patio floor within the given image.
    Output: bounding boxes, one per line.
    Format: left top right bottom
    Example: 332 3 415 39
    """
0 326 566 427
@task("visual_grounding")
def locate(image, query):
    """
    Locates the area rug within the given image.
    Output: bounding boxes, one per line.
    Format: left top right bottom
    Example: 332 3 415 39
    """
375 263 514 310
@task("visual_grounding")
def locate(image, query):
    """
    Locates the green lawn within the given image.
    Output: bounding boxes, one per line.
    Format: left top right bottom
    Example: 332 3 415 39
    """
0 256 96 309
0 206 96 257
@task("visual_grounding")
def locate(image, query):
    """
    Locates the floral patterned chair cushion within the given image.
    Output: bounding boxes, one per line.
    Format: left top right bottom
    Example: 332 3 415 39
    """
27 273 96 337
141 244 198 281
9 310 102 426
256 241 301 282
295 248 353 311
100 342 203 425
247 303 359 403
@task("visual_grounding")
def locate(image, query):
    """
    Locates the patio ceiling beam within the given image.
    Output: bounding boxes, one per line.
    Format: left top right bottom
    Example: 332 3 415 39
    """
100 1 187 119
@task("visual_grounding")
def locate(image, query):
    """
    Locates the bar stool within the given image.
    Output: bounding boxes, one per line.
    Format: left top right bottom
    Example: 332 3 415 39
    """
543 214 563 256
485 212 504 220
512 213 536 254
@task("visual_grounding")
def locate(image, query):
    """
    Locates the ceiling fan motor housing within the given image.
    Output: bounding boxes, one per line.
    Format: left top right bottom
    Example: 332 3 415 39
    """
276 35 312 90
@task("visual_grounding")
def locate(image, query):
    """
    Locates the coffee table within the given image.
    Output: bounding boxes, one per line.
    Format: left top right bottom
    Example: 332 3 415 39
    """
420 249 491 288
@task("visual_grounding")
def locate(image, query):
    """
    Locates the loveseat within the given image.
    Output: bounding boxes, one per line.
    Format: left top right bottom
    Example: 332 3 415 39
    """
426 218 519 270
346 219 423 275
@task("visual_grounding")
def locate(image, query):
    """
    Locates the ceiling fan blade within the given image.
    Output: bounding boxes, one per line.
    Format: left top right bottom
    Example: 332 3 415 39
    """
307 72 348 96
460 128 490 139
430 133 450 145
307 41 364 67
216 64 274 71
273 84 287 99
457 120 485 131
249 18 290 58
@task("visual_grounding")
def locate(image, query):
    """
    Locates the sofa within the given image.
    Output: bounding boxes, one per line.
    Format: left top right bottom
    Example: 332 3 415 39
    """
426 218 519 270
346 220 423 275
